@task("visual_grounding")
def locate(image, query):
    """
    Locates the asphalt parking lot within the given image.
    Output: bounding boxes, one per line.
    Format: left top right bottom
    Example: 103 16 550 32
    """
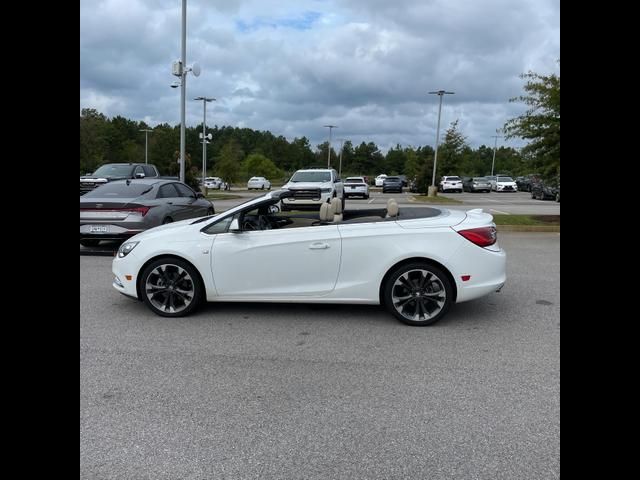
80 232 560 479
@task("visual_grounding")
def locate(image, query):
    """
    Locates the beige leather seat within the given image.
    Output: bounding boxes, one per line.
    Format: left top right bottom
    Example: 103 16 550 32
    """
319 201 333 223
330 197 343 222
386 198 399 218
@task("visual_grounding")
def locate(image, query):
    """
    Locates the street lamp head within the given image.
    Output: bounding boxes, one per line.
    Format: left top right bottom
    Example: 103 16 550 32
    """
428 90 455 96
170 81 181 88
194 96 216 102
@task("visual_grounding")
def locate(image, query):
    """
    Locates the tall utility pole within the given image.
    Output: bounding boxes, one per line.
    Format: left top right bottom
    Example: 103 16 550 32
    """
194 96 215 186
179 0 187 183
323 125 337 168
427 90 454 196
490 130 504 176
139 129 153 164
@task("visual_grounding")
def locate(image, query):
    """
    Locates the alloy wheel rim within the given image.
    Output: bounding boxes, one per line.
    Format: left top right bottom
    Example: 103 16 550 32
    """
391 269 446 321
145 264 195 314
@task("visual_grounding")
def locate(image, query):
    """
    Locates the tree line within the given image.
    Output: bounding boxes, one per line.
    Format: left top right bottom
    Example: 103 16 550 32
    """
80 65 559 192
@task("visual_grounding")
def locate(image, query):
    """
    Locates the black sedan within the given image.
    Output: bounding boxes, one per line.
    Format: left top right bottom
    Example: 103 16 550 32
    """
382 176 404 193
80 179 214 247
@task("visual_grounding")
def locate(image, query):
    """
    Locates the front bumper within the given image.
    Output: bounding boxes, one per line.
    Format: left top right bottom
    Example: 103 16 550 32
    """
112 252 141 299
281 192 333 209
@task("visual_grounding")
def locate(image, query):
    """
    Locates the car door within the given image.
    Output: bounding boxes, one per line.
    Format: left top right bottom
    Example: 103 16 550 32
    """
173 183 206 219
211 223 342 297
155 183 182 221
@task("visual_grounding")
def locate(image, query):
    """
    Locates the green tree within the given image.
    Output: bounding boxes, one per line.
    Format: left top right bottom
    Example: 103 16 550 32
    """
503 63 560 179
242 153 282 180
215 139 245 183
436 120 468 175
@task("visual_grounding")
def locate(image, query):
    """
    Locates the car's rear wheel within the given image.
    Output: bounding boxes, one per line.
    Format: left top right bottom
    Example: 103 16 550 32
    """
383 262 453 326
140 257 203 317
207 208 214 215
80 239 100 247
162 217 173 224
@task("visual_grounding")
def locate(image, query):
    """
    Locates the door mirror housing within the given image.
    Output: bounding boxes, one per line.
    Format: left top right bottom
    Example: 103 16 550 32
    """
229 218 241 232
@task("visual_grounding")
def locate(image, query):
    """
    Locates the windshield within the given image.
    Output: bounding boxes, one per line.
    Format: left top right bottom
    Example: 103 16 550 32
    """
345 177 364 183
91 164 135 177
473 177 488 181
497 177 514 182
290 171 331 182
83 182 153 197
386 177 400 181
445 177 461 181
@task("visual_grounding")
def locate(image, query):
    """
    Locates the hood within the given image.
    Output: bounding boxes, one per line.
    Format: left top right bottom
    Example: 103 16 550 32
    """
283 181 333 190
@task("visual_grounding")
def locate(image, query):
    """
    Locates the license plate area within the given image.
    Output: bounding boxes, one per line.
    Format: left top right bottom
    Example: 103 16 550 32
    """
89 225 108 233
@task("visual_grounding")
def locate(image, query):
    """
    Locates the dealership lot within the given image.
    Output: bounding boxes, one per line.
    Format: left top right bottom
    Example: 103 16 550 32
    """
80 232 559 479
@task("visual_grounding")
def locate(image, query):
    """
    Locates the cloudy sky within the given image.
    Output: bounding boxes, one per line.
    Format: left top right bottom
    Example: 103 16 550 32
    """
80 0 559 152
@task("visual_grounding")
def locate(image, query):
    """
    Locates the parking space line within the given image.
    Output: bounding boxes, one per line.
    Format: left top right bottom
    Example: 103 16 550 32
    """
368 198 375 204
490 208 511 215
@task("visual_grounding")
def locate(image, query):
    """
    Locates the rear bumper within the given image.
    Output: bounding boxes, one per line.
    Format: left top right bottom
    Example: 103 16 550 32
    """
80 223 145 241
447 242 507 303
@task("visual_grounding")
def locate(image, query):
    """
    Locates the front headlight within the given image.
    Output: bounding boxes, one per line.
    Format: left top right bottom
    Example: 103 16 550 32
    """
118 241 139 258
320 188 332 193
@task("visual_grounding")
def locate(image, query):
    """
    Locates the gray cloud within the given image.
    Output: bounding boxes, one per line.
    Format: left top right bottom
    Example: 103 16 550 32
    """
80 0 559 152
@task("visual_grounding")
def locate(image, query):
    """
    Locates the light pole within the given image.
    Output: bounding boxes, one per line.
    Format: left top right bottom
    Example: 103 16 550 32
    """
428 90 454 196
170 1 201 183
323 125 337 168
194 96 215 188
139 129 153 164
337 138 346 178
490 130 504 176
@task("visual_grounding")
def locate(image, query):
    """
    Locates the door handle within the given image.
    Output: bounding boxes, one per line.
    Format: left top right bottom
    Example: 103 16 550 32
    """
309 242 330 250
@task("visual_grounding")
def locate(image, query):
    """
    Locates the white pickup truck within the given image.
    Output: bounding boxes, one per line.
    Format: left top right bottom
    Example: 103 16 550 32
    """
281 168 345 211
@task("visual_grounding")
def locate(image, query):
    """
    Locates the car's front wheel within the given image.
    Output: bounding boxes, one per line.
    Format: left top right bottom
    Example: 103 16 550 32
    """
383 262 453 326
139 257 203 317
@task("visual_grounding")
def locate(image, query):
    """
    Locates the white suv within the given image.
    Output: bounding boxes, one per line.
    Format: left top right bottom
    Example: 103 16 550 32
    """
281 168 345 211
439 176 463 193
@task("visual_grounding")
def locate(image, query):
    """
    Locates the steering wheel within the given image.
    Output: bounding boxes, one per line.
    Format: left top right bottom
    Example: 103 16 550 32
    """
242 219 259 230
258 215 272 230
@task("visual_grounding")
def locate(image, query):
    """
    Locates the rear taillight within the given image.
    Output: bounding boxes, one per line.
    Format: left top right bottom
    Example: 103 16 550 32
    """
458 226 497 247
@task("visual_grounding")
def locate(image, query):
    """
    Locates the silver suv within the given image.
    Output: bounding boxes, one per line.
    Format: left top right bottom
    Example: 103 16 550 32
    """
281 168 345 211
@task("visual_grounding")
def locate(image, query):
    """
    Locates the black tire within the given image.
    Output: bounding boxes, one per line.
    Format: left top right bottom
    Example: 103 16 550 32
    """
207 208 214 215
383 262 453 326
341 195 346 212
261 185 265 190
365 194 369 199
531 191 536 199
80 239 100 247
162 217 173 224
139 257 204 317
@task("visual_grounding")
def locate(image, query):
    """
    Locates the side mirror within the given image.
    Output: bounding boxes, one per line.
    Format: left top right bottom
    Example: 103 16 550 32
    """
268 204 280 214
135 172 145 178
229 218 241 233
335 178 341 183
196 192 205 198
85 172 91 176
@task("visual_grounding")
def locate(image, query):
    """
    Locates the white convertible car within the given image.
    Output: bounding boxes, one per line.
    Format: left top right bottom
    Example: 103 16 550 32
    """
112 190 506 326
